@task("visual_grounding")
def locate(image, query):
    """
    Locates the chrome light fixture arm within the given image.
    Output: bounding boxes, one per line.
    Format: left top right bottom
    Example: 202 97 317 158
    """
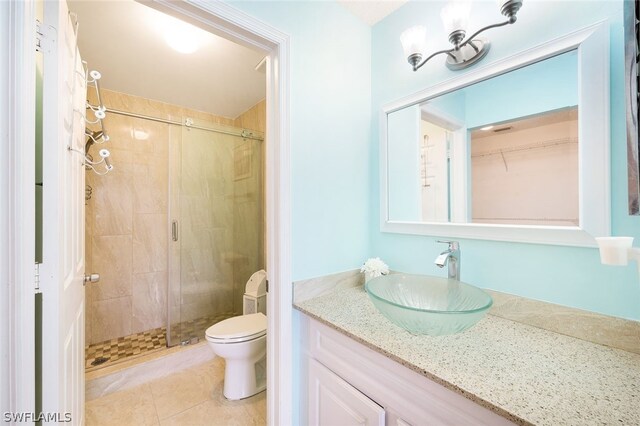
404 0 523 72
411 48 457 71
457 19 512 50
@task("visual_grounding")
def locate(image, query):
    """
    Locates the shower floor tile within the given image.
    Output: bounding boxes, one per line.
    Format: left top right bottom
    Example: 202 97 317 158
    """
85 327 167 371
168 313 234 345
85 314 235 371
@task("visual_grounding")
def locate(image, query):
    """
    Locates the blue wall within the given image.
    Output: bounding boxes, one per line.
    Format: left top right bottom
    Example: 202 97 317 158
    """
225 3 371 423
387 105 421 220
372 0 640 321
228 0 372 281
464 49 578 128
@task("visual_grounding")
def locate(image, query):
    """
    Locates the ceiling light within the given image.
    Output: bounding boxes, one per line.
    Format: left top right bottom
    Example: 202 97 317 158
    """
400 0 523 72
161 16 204 54
480 125 494 131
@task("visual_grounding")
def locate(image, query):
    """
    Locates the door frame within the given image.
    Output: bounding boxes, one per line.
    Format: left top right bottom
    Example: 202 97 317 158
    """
1 0 37 418
3 0 292 423
144 1 292 424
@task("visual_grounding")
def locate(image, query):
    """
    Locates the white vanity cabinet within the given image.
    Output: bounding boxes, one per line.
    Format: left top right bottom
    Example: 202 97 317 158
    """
308 358 385 426
300 314 515 426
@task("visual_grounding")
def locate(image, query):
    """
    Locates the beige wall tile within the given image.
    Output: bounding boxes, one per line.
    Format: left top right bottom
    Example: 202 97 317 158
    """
133 214 168 274
132 271 168 334
92 163 133 236
92 297 132 343
92 235 132 301
233 100 266 133
85 285 93 345
179 290 231 323
85 88 263 343
132 162 168 215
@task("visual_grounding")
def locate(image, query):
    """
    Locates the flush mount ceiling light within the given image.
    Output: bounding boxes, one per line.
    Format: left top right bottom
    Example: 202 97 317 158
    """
401 0 523 71
160 15 205 54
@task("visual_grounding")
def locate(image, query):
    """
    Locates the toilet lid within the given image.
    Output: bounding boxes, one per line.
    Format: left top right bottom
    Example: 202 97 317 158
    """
205 313 266 342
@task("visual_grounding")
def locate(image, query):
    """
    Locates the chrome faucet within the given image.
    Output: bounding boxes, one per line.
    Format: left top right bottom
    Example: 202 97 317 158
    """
434 240 460 281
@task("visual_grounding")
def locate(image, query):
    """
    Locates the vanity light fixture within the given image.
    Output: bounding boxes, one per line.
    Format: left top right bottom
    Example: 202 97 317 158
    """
400 0 523 71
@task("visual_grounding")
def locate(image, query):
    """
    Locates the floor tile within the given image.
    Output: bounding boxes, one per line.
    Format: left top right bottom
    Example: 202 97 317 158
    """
85 383 158 426
150 363 214 419
159 400 251 426
86 358 266 425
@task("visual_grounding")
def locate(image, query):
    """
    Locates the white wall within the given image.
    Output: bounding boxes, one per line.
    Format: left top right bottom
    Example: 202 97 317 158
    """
471 119 579 226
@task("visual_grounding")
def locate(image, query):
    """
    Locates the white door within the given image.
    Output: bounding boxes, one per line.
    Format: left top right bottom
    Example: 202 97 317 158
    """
40 1 86 424
309 359 386 426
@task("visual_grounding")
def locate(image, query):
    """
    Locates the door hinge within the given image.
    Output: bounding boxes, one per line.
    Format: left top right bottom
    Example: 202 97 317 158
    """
34 263 41 292
266 279 269 293
35 19 43 51
35 19 54 53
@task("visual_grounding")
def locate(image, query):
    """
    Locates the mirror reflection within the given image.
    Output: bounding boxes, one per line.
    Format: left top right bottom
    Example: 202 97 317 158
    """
387 50 579 227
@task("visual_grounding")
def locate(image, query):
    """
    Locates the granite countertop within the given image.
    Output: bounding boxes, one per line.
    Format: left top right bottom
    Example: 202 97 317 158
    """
294 285 640 426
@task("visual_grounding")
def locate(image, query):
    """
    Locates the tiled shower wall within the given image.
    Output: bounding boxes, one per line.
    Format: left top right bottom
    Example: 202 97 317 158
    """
232 101 266 314
85 89 265 345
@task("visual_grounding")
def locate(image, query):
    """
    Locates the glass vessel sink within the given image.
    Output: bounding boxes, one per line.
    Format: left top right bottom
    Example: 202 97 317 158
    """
365 274 493 336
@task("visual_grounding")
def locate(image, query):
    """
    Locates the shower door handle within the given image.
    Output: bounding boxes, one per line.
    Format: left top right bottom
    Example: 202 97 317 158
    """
172 220 179 242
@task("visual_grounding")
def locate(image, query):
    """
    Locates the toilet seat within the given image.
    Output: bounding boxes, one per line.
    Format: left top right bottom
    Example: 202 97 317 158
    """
206 313 266 344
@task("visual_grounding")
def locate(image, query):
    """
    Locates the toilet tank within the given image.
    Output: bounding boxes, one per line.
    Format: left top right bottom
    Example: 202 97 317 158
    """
243 270 267 315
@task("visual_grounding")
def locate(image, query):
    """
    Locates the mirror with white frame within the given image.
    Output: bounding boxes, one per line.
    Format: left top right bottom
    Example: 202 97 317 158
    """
381 24 610 246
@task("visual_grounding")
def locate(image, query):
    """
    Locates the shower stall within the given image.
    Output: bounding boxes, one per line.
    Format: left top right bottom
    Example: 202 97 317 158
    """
84 89 264 367
167 117 264 346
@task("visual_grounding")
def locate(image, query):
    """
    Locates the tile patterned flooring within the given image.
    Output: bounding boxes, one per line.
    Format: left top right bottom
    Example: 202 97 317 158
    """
86 314 233 371
167 313 233 346
85 357 266 426
85 327 167 370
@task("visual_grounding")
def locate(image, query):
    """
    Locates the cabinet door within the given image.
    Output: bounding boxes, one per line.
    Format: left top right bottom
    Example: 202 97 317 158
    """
308 359 385 426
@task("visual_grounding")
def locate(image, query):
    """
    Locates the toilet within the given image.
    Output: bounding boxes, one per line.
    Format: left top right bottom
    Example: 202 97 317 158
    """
205 270 267 400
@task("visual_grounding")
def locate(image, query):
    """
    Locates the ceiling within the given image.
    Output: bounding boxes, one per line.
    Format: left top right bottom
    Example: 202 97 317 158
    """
471 107 579 139
338 0 409 26
69 0 266 119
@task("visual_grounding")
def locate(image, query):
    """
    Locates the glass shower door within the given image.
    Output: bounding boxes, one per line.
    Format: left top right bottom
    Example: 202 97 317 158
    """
167 117 264 346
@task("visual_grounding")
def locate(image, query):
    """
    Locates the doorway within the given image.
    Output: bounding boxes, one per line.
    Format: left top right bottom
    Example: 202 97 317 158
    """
71 0 268 370
10 0 292 424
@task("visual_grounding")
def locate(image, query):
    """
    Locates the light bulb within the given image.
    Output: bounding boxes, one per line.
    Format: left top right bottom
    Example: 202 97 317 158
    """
440 0 472 35
400 26 428 58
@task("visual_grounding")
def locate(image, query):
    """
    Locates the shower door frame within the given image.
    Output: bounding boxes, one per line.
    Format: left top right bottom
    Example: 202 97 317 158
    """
142 1 292 425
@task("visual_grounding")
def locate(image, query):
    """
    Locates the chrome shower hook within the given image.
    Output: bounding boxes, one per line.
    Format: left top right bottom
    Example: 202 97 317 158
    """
68 145 114 175
86 69 102 85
